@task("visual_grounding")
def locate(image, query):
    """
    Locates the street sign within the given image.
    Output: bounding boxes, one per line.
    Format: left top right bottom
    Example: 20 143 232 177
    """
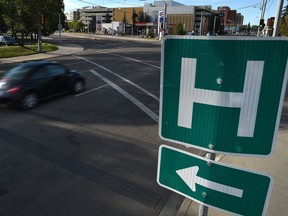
159 36 288 156
159 11 165 17
157 145 273 216
96 16 102 31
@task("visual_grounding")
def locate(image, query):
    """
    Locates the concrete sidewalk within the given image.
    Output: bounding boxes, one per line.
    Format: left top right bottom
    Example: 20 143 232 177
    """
176 130 288 216
0 42 84 64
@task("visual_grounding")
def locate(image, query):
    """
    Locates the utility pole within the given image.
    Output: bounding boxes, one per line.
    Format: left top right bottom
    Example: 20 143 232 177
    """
213 16 217 33
273 0 284 36
257 0 268 36
163 2 167 34
200 11 203 35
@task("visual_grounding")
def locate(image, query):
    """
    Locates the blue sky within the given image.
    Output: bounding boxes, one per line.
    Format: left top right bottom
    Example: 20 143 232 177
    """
64 0 282 25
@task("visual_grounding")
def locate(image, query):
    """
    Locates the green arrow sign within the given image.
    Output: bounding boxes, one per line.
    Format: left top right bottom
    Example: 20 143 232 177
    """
159 36 288 156
157 145 273 216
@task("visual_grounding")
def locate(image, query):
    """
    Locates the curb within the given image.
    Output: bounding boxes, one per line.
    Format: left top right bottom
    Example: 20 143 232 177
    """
0 43 84 64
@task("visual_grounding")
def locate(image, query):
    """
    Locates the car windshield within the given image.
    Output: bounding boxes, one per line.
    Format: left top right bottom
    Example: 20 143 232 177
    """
3 64 32 80
3 36 12 41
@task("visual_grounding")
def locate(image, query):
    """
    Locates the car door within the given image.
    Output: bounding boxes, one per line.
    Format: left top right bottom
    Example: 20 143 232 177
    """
29 66 55 99
44 64 71 96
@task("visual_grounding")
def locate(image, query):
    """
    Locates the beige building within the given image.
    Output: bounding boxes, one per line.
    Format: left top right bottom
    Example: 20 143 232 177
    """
113 7 143 24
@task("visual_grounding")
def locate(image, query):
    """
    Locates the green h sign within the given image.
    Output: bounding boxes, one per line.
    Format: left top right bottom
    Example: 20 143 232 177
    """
157 145 272 216
159 37 288 156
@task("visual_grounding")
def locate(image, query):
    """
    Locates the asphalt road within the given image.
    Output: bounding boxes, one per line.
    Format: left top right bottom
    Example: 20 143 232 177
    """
1 33 287 216
0 34 204 216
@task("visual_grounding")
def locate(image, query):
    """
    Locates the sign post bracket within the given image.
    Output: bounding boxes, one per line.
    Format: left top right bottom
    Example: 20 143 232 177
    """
198 151 216 216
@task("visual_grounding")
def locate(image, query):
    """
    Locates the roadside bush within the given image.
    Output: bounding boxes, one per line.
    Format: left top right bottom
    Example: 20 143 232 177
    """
147 28 154 38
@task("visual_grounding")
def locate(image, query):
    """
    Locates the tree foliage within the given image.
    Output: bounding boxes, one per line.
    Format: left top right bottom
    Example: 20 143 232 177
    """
280 16 288 36
174 22 185 35
67 20 83 32
104 11 111 23
280 1 288 36
0 0 64 42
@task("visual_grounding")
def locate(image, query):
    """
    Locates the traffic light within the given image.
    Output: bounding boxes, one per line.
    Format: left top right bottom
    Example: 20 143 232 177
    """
219 13 224 17
259 19 265 28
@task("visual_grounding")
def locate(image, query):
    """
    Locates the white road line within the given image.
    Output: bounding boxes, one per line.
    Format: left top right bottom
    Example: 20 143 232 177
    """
90 69 159 123
96 51 161 69
73 55 159 101
75 84 108 97
65 61 87 66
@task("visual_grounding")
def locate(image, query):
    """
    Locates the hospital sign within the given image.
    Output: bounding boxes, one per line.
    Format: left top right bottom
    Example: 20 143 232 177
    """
159 36 288 156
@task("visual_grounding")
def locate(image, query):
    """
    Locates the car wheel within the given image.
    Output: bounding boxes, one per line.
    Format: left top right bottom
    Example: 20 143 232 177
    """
73 80 83 94
21 93 38 110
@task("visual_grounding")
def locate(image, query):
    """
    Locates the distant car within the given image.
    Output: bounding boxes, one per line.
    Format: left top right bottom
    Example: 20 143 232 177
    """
0 61 85 110
0 35 15 46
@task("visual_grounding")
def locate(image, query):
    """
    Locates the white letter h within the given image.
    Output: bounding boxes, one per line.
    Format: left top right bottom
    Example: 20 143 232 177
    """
178 58 264 137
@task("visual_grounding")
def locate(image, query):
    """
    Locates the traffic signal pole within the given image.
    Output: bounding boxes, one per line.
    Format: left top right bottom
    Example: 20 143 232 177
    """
257 0 268 36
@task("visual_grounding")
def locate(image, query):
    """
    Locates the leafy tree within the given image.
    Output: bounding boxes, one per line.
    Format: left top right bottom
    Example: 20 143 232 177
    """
138 11 145 22
104 11 111 23
144 13 150 22
0 0 64 43
247 22 251 34
131 8 137 35
251 25 258 32
74 20 84 32
174 22 185 35
90 16 96 32
280 1 288 36
280 16 288 36
147 28 154 38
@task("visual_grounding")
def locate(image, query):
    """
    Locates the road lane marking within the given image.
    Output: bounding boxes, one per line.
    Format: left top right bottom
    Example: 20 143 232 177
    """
90 69 159 123
74 55 159 101
95 51 161 69
75 84 108 97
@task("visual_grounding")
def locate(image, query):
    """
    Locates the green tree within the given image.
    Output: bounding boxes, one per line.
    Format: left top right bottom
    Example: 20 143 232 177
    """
280 16 288 36
90 16 96 32
147 28 154 38
74 20 84 32
104 11 111 23
174 22 185 35
131 8 137 35
138 11 144 22
0 0 64 42
280 1 288 36
247 22 251 34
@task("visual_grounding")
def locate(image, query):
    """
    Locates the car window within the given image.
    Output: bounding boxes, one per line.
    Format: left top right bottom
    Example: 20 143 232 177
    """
3 36 12 41
46 65 67 77
30 67 50 80
3 64 32 80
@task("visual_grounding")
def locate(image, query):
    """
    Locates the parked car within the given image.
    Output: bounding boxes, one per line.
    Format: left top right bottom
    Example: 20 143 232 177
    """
0 61 85 110
0 35 15 46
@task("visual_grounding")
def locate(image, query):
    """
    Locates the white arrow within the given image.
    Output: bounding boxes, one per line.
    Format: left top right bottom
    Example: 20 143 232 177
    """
176 166 243 198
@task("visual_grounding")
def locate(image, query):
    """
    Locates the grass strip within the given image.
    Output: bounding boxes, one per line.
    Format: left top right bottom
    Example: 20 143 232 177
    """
0 43 58 58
